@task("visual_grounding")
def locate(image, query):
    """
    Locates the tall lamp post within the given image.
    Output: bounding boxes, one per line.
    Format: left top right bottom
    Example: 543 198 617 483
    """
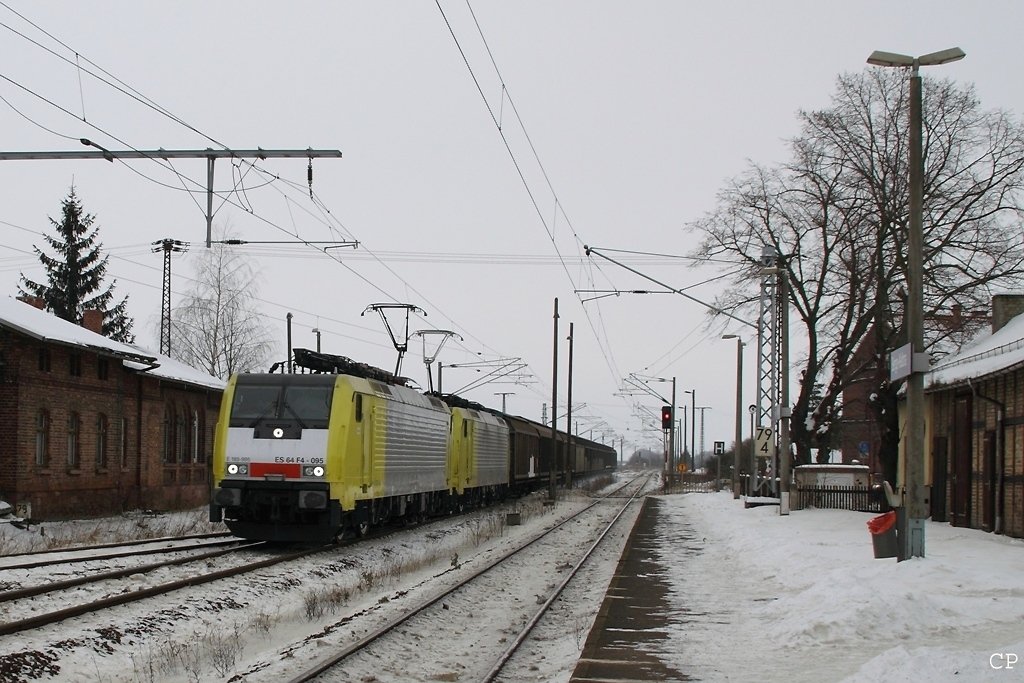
748 404 757 495
722 335 744 499
866 46 965 559
684 389 696 470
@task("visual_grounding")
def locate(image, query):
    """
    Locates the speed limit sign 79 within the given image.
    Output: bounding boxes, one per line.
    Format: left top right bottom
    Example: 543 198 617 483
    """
755 427 775 458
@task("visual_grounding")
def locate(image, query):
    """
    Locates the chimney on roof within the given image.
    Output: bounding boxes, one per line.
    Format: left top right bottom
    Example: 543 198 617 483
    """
18 295 44 310
992 294 1024 333
82 309 104 335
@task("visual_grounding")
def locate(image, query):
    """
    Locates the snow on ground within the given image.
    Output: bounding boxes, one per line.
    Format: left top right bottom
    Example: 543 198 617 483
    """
2 483 1023 682
653 492 1024 683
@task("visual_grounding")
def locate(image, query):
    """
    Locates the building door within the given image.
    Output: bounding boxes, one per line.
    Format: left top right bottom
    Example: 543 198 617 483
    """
983 431 996 531
951 395 973 527
930 436 948 523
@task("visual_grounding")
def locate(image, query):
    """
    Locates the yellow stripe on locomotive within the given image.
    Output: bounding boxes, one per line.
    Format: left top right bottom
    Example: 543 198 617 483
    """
211 372 454 541
210 361 614 543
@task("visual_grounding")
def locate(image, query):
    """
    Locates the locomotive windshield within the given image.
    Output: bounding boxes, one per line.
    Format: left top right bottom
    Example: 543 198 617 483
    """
230 376 334 428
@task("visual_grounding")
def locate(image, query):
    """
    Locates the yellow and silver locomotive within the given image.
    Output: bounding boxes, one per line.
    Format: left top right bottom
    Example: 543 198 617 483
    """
211 349 615 542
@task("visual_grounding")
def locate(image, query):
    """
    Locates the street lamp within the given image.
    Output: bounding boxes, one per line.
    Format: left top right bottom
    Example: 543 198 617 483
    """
722 334 744 499
676 410 687 473
748 404 757 495
683 389 696 471
867 46 965 560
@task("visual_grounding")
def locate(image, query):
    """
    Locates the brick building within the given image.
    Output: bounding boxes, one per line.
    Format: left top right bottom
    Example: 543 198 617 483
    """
0 296 225 520
923 294 1024 539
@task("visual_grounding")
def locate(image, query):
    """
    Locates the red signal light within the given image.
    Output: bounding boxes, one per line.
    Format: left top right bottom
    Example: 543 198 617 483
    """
661 405 673 430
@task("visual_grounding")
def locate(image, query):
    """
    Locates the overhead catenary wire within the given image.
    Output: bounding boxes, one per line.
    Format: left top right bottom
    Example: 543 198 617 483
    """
434 1 758 435
0 65 545 403
0 4 666 421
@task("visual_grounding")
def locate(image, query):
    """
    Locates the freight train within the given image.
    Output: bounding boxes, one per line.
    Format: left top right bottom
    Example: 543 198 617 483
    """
210 349 617 542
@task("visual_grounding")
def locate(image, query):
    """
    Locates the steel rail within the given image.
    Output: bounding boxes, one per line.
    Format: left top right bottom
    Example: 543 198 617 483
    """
481 477 650 682
0 544 331 637
283 475 649 683
0 531 233 559
0 536 242 571
0 541 265 603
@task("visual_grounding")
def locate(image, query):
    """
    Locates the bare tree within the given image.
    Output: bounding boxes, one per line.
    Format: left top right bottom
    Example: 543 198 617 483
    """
690 69 1024 482
169 237 275 378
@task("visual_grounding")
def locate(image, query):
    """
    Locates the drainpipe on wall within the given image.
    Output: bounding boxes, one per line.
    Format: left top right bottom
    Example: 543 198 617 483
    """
967 378 1005 535
136 374 144 504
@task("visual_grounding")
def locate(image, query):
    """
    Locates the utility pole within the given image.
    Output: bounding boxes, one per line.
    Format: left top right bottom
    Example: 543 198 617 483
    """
494 392 515 412
152 238 188 356
670 378 677 483
689 390 697 471
549 298 559 502
779 268 792 514
0 144 343 247
566 322 575 488
695 406 711 469
286 313 294 373
722 335 744 499
867 46 964 557
681 410 687 472
757 246 780 497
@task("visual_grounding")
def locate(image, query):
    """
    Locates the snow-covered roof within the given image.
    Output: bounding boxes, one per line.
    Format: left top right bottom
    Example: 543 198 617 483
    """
926 311 1024 391
126 352 226 391
0 296 155 363
0 296 225 392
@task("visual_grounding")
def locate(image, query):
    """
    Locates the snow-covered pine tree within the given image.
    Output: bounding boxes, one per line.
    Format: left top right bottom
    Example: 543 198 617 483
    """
18 187 135 343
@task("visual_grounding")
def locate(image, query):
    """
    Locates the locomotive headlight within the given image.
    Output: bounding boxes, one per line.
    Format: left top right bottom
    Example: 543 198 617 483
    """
302 465 326 478
313 466 324 477
227 463 238 475
227 463 248 476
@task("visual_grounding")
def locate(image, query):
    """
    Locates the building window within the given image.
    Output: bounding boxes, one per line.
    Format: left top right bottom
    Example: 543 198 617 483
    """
69 353 82 377
119 417 129 468
97 357 109 380
162 409 172 464
67 412 80 469
96 414 108 469
192 410 201 463
35 409 50 467
176 411 188 464
38 348 51 372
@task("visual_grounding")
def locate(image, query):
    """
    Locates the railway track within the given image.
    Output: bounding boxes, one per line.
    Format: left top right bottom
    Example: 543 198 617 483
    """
275 475 652 683
0 509 477 639
0 532 240 571
0 539 265 606
0 477 640 683
0 542 329 637
0 530 233 560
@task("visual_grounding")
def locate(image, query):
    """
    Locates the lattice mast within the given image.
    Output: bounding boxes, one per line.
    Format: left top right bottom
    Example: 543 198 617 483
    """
153 238 188 356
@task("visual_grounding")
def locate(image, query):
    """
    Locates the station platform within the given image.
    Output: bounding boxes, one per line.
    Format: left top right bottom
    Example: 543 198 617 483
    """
570 496 690 682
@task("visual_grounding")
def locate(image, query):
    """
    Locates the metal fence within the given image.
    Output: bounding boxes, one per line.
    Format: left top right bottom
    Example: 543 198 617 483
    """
792 484 890 513
663 471 718 494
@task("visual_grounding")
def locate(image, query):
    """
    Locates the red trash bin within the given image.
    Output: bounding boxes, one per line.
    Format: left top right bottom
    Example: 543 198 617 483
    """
867 510 898 559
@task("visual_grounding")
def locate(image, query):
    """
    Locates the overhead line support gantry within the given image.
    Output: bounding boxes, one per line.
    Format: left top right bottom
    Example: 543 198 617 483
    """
0 143 344 247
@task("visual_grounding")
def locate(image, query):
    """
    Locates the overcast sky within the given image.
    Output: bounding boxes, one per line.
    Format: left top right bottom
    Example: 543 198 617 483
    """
0 2 1017 455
